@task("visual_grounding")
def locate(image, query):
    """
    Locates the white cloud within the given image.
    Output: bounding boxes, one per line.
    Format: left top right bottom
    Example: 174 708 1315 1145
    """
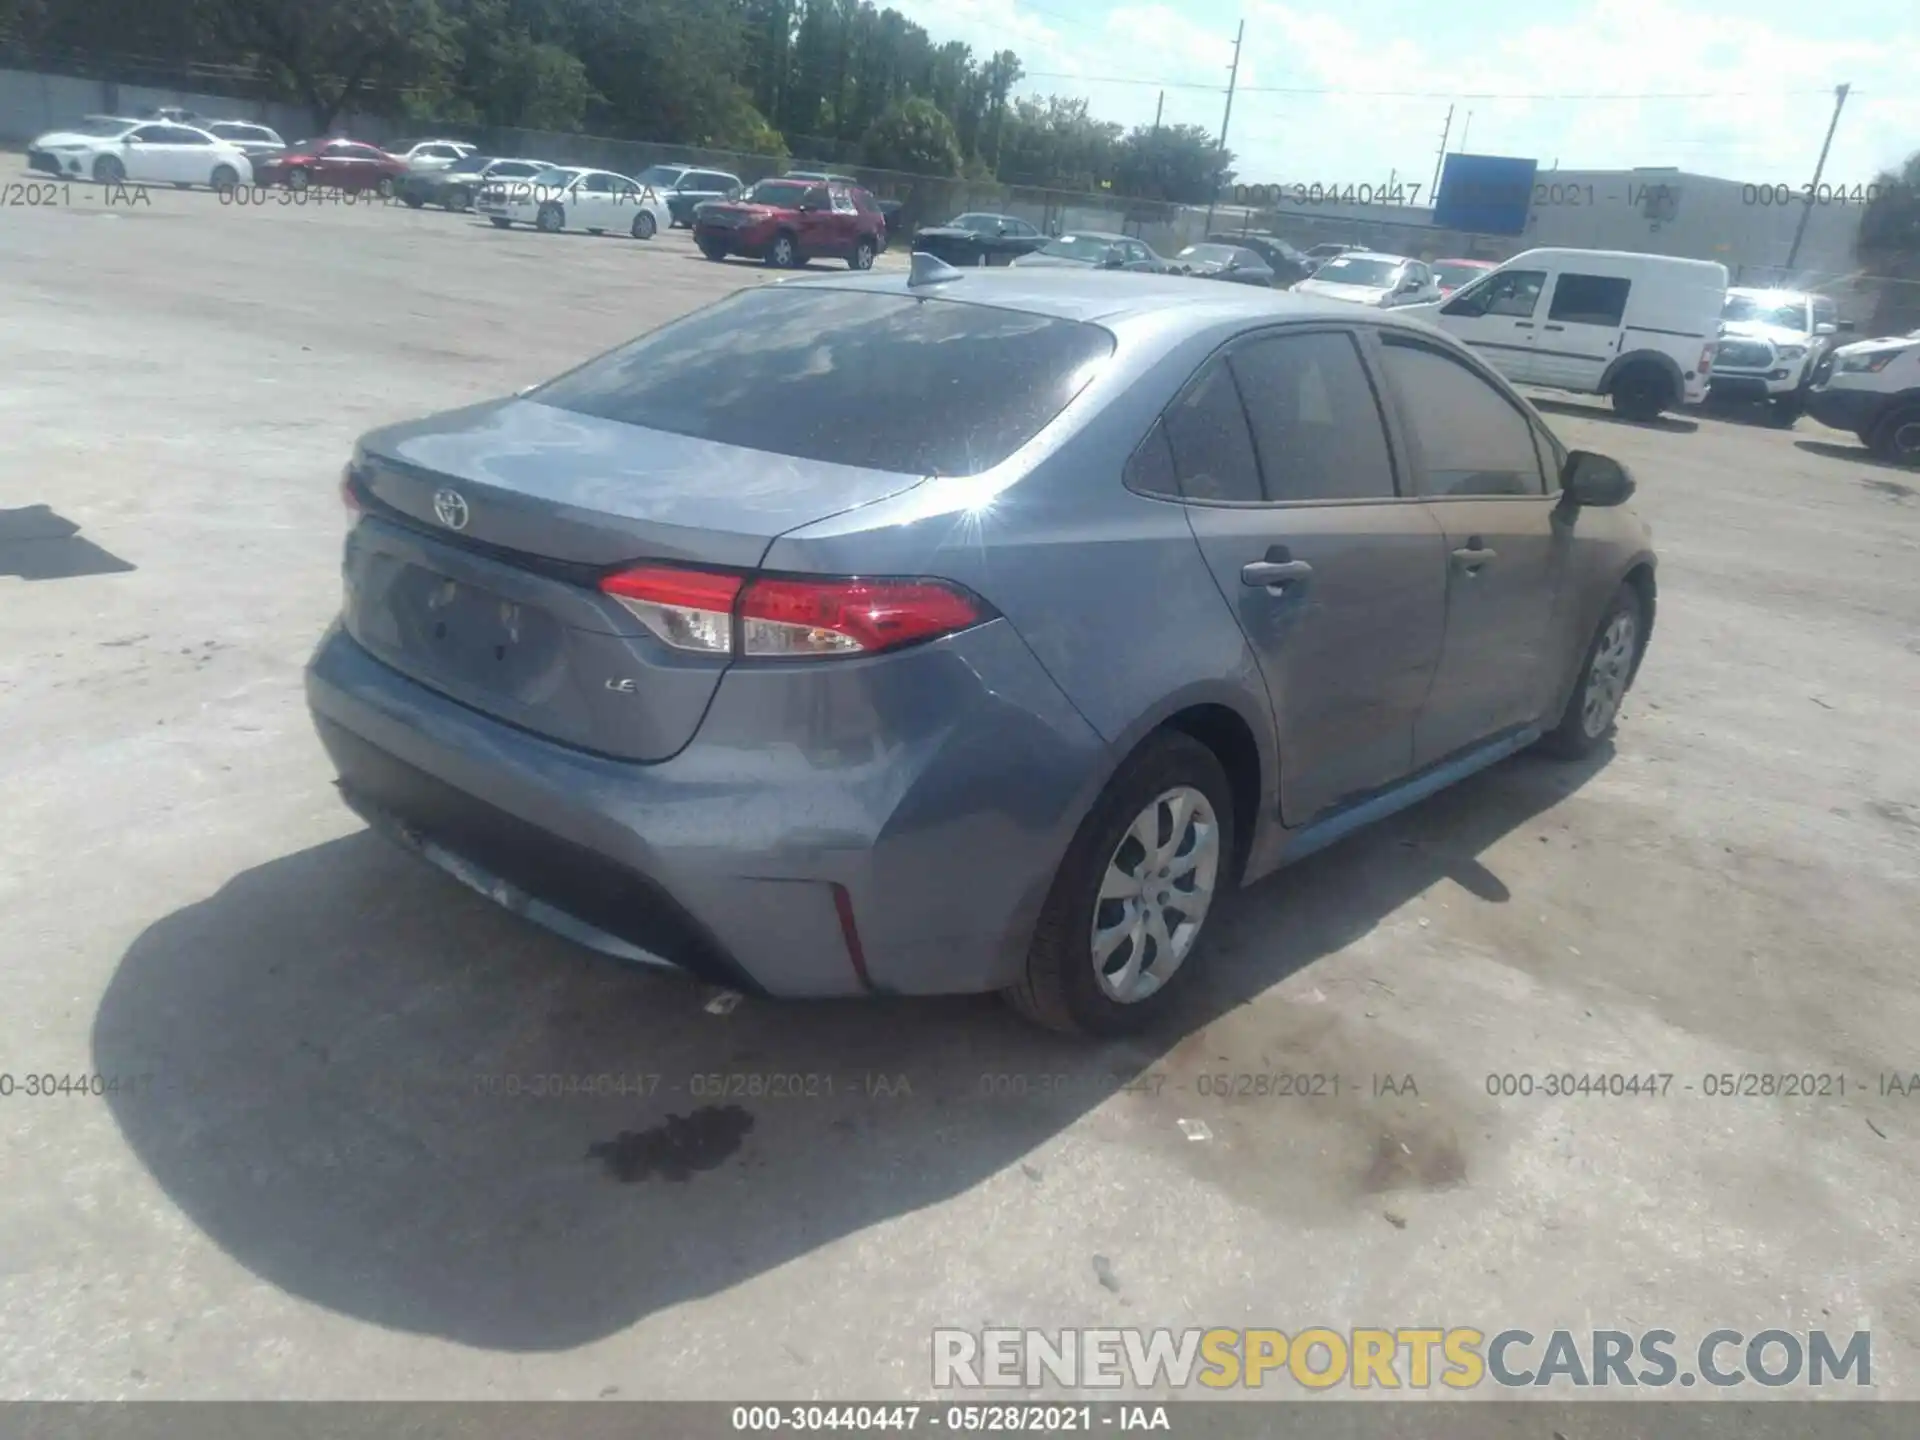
882 0 1920 185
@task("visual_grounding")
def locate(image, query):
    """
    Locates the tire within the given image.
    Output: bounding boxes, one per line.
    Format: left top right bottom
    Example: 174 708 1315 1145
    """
536 202 564 233
92 155 125 185
1765 395 1802 427
288 167 310 192
767 232 798 268
489 216 512 229
1608 364 1673 421
210 164 238 195
848 236 876 271
1003 732 1234 1037
631 210 657 240
444 185 470 212
698 239 728 261
1538 584 1646 760
1868 402 1920 467
376 175 395 198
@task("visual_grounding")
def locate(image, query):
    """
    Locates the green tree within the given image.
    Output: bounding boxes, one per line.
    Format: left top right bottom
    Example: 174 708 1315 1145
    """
1857 151 1920 257
861 94 960 175
1112 121 1233 204
996 94 1121 192
200 0 454 131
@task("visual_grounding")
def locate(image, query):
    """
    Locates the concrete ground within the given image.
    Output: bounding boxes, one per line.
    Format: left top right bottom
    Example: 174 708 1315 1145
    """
2 180 1918 1403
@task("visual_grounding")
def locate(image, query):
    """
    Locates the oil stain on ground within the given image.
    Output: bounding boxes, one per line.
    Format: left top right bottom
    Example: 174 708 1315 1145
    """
588 1104 755 1183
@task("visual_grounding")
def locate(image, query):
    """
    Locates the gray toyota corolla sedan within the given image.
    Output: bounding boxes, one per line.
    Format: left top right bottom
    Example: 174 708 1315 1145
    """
307 259 1656 1035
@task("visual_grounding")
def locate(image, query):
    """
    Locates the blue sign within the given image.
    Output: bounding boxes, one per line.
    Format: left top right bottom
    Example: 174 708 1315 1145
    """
1433 154 1539 236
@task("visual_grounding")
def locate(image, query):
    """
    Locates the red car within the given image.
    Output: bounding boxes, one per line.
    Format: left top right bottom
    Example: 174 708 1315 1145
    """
1432 257 1497 297
254 137 409 194
693 176 886 270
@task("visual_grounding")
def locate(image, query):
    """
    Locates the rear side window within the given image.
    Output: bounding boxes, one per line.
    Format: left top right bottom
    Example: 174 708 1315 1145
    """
533 288 1115 476
1227 331 1397 501
1161 359 1262 503
1378 338 1545 497
1548 273 1630 327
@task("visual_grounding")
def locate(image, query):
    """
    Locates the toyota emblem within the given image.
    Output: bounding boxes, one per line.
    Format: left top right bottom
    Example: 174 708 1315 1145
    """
432 488 470 531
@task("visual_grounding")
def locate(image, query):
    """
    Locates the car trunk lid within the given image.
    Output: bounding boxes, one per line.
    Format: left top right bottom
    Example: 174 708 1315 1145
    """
342 397 927 760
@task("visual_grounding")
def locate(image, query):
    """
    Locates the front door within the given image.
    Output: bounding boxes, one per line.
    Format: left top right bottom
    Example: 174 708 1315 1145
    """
798 184 841 256
1147 330 1449 824
1368 331 1571 764
1531 270 1631 392
1433 266 1550 384
119 124 179 183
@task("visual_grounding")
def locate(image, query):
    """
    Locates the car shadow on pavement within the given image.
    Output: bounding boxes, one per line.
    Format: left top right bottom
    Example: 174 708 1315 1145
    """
1794 438 1918 483
92 746 1608 1351
1527 396 1700 434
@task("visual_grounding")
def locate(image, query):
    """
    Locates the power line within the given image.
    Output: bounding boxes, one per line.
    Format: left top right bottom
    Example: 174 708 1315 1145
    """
1020 70 1856 101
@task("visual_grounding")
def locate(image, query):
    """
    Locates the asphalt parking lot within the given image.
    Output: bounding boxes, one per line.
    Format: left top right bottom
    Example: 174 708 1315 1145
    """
2 179 1919 1402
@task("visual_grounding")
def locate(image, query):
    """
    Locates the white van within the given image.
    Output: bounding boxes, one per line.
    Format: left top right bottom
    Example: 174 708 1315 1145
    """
1403 248 1728 420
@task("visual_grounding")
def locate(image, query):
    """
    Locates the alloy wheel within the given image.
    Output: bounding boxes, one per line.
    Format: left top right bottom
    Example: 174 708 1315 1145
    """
1581 613 1638 738
1089 786 1220 1004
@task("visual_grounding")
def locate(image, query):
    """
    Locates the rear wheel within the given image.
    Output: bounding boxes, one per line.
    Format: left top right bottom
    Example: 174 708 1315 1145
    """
698 238 728 261
489 216 513 229
402 191 425 209
92 155 125 185
1609 363 1673 421
1003 732 1233 1036
767 232 798 268
287 167 310 192
1869 402 1920 466
1539 585 1645 759
536 202 564 233
848 236 876 271
443 185 470 211
631 210 657 240
376 175 395 198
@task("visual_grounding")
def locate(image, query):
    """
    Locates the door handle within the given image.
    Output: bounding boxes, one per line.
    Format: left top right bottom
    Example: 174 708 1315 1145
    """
1543 323 1566 331
1241 559 1314 589
1513 321 1534 329
1451 544 1497 572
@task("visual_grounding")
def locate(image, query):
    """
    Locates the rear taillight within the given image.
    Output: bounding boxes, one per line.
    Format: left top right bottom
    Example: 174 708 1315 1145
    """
1699 344 1714 374
599 564 990 658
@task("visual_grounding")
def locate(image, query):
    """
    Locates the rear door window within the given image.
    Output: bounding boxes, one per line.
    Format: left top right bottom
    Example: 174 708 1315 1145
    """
1547 273 1630 327
1228 331 1398 501
533 288 1115 476
1161 358 1263 503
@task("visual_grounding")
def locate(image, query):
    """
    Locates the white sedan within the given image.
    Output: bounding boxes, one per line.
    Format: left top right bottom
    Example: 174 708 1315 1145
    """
478 166 670 239
26 116 254 190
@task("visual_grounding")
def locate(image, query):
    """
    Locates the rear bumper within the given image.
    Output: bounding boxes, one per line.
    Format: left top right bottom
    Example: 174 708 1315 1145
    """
305 619 1109 999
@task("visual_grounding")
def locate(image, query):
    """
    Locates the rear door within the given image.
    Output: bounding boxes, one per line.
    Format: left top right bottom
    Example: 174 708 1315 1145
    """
1370 332 1571 764
572 171 617 228
1532 269 1631 391
1434 266 1550 383
1149 327 1449 824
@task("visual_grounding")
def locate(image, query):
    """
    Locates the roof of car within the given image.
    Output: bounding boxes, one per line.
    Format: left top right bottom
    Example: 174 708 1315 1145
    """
778 267 1432 328
1334 250 1416 264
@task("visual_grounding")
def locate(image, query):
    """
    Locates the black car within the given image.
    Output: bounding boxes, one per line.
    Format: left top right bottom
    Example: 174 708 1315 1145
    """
399 154 554 210
1173 242 1276 287
634 164 745 227
910 212 1049 267
1208 231 1311 285
1009 231 1172 273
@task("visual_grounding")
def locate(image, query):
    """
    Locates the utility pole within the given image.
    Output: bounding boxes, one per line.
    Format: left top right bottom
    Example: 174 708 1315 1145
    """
1458 110 1473 152
1151 90 1164 139
1787 82 1850 270
1427 104 1453 201
1203 19 1244 234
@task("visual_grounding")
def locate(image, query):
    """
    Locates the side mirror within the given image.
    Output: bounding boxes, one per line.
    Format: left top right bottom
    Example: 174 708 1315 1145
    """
1560 450 1635 508
124 134 142 144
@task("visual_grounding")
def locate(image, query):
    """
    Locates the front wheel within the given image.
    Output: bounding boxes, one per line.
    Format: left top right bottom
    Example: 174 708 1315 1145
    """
1003 732 1233 1036
1609 364 1673 422
1869 402 1920 466
1538 585 1645 759
631 210 657 240
766 232 798 268
92 155 125 185
535 202 564 233
698 238 727 261
443 185 470 211
376 175 395 198
489 216 512 229
1766 395 1802 427
848 236 876 271
287 167 310 192
210 164 239 194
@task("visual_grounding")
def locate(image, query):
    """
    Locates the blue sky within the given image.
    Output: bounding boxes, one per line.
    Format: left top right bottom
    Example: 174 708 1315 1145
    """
884 0 1920 187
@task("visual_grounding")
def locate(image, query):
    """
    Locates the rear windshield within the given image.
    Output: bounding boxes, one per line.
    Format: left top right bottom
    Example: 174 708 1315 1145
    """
532 287 1115 476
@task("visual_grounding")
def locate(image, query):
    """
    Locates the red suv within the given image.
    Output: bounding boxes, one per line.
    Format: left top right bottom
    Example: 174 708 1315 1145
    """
694 177 886 270
254 138 409 194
